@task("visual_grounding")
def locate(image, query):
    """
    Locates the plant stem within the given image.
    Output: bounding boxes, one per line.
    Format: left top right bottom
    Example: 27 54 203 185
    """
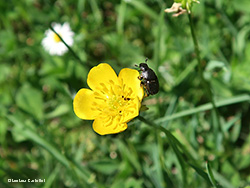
49 25 86 67
188 13 222 131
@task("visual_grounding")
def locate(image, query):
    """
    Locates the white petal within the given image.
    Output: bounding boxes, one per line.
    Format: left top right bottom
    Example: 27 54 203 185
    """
42 22 74 56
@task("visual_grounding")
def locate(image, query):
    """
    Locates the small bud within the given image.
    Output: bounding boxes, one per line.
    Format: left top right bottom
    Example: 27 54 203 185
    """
165 0 200 17
164 3 187 17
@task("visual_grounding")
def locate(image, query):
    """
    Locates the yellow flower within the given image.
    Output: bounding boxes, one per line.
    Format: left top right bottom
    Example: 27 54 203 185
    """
73 63 144 135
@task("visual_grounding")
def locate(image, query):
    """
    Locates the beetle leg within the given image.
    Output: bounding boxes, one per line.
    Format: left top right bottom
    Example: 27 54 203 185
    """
140 80 147 87
144 89 149 97
139 79 149 97
141 82 149 97
141 85 149 97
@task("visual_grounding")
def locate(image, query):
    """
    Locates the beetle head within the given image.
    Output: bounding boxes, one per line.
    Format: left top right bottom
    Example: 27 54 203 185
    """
135 58 149 71
139 63 149 71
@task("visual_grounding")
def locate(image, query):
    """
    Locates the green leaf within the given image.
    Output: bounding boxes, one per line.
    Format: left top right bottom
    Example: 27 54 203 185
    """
230 120 241 142
45 104 70 119
0 119 8 144
0 64 11 84
206 162 220 188
16 84 44 120
7 114 70 168
125 0 158 20
117 0 127 35
124 178 143 188
212 171 235 188
204 60 230 82
189 163 212 186
117 140 142 173
89 160 119 175
162 128 187 184
89 0 102 24
138 116 216 186
43 165 61 188
6 114 96 187
232 0 250 14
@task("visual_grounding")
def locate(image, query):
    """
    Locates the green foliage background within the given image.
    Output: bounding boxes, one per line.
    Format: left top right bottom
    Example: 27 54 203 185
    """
1 0 250 187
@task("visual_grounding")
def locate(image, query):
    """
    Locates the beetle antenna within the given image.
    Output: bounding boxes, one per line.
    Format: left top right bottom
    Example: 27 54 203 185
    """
145 58 148 63
134 64 139 67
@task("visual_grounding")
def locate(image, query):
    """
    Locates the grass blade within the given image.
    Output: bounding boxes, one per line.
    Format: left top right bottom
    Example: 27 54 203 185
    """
125 0 158 20
6 114 95 187
157 94 250 123
206 161 220 188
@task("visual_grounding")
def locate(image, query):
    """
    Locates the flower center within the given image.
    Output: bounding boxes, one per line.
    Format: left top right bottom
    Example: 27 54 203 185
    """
53 33 61 43
93 80 134 119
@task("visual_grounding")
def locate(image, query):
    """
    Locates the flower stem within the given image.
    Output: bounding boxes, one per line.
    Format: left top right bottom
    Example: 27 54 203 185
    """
49 25 86 66
188 13 222 131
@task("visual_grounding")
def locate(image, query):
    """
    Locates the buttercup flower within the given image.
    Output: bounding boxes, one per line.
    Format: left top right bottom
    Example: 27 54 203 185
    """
42 22 74 56
73 63 144 135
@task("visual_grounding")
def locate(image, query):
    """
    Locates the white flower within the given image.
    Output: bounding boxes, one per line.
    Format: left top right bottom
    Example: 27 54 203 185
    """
42 22 74 56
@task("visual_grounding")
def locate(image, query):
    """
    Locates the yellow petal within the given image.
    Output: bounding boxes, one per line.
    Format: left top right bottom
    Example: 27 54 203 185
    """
93 116 128 135
87 63 119 92
122 97 141 123
118 68 144 101
73 88 100 120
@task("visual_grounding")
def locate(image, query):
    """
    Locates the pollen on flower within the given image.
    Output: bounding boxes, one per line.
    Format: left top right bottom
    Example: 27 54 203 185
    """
73 63 144 135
